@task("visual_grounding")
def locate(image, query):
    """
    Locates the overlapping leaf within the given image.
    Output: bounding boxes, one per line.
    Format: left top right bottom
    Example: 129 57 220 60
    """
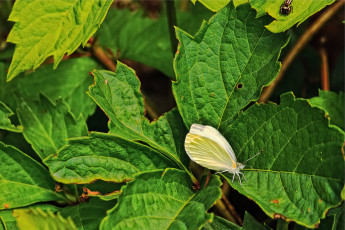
6 0 112 80
249 0 335 33
100 169 222 229
60 198 115 230
173 2 288 130
44 132 176 184
97 4 212 78
204 212 268 230
0 142 66 211
220 93 344 228
0 204 60 230
88 63 189 171
0 101 22 132
191 0 230 12
17 94 87 160
309 90 344 130
17 57 98 118
13 208 77 230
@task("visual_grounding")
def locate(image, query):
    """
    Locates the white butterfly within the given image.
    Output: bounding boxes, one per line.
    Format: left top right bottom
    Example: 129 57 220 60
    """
184 123 260 185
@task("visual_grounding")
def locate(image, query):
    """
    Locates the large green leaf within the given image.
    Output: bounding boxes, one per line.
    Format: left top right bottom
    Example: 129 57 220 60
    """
17 94 87 160
172 2 288 129
100 169 222 229
88 63 190 173
0 101 22 132
249 0 335 33
309 90 344 130
220 93 344 228
60 198 115 230
13 208 77 230
17 57 99 118
97 4 212 78
0 142 66 211
44 132 176 184
6 0 112 81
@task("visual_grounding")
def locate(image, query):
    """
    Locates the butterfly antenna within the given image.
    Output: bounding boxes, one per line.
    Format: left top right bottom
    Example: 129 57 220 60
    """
242 150 263 164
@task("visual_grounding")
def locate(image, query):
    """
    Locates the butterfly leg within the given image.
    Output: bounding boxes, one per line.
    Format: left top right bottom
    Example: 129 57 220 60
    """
232 173 235 183
238 173 242 186
239 172 247 182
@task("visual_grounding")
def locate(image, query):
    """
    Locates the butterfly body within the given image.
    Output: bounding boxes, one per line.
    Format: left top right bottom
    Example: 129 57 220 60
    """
185 124 246 184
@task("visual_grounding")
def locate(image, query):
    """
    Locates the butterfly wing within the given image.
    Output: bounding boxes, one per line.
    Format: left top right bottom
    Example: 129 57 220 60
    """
189 124 238 163
185 133 237 172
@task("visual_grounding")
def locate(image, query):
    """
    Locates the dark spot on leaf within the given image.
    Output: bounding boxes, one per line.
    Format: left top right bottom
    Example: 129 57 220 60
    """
237 83 243 89
43 110 47 114
319 199 322 203
211 93 214 97
3 204 9 209
308 208 311 212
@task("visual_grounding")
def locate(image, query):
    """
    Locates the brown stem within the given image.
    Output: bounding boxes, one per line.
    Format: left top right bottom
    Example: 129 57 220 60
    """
215 199 237 223
222 193 243 225
319 38 330 91
91 42 116 72
258 0 345 103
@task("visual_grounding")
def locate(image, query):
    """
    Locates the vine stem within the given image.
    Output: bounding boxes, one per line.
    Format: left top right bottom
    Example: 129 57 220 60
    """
258 0 345 103
165 0 178 56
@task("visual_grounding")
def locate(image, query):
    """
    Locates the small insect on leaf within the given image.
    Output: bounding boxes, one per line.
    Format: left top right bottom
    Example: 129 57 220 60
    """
280 0 293 15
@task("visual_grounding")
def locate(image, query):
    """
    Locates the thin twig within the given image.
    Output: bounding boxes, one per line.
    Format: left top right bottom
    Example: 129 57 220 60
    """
222 193 243 225
215 199 237 223
319 37 329 91
258 0 345 103
91 42 116 72
165 0 178 56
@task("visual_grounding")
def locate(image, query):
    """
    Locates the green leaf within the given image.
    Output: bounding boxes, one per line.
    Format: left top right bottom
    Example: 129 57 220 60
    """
97 5 212 78
191 0 230 12
0 142 66 211
13 208 77 230
203 215 241 230
6 0 112 81
233 0 249 7
309 90 344 130
203 212 268 230
100 169 222 230
88 64 190 173
172 2 288 129
17 57 99 118
249 0 335 33
0 101 22 132
44 132 176 184
221 93 344 228
60 198 115 230
17 94 87 160
294 203 344 230
0 204 61 230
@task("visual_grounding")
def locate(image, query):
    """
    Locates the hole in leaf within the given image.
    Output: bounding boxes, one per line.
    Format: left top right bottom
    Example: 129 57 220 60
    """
237 83 243 89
